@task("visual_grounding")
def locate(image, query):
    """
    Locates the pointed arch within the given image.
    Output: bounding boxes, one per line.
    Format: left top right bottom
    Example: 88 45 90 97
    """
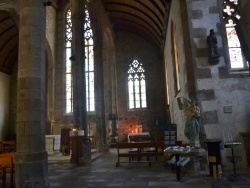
64 5 95 113
127 59 147 109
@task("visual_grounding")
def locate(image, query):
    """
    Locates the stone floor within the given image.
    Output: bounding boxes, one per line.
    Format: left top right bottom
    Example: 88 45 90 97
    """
47 149 250 188
2 149 250 187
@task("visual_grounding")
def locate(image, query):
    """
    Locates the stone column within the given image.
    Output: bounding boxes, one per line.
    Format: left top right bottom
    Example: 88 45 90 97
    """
71 0 91 161
15 1 49 187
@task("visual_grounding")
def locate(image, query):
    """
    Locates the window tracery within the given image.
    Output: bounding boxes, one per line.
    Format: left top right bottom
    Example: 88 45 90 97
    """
65 6 95 113
222 0 248 70
127 59 147 109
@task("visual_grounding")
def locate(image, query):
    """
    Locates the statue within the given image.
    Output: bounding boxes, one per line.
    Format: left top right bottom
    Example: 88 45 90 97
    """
207 29 221 65
183 100 200 145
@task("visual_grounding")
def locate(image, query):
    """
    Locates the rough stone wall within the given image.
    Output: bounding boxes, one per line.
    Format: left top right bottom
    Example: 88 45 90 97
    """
46 7 56 59
0 71 10 140
186 0 250 169
52 1 74 135
116 31 166 142
164 0 190 144
45 5 57 134
9 62 17 134
0 1 19 138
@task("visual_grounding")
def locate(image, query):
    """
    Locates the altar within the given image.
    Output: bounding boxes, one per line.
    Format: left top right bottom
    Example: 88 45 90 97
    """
45 135 61 154
127 132 150 142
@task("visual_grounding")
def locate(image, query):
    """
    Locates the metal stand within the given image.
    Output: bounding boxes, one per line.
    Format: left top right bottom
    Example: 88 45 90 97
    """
164 146 192 181
224 142 242 181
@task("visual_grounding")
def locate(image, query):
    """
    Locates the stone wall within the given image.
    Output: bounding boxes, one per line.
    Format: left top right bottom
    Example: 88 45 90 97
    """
0 71 10 140
186 0 250 169
164 0 191 144
53 1 73 134
9 62 17 135
0 1 19 139
115 31 167 142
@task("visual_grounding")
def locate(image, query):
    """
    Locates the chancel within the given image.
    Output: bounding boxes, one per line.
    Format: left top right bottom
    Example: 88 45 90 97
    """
1 0 250 187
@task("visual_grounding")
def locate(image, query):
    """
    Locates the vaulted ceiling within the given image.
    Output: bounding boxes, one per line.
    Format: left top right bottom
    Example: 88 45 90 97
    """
102 0 170 49
1 1 250 75
0 10 18 74
0 0 170 74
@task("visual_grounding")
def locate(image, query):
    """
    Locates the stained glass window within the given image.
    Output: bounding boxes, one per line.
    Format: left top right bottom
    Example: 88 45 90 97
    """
223 0 248 70
65 7 73 113
65 6 95 113
128 60 147 109
84 6 95 112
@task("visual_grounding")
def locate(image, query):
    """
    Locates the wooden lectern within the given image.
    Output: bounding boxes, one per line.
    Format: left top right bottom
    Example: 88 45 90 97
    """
70 135 84 163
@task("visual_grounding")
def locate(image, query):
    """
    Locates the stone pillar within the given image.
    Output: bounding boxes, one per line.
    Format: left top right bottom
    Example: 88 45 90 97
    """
71 0 91 161
15 1 49 187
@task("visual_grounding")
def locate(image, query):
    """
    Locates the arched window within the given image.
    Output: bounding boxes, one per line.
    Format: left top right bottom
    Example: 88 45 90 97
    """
222 0 249 71
127 59 147 109
65 6 95 113
65 7 73 113
84 6 95 112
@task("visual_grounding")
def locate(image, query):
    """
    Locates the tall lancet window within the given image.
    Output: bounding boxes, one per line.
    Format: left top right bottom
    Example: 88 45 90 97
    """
223 0 248 71
65 7 73 113
65 6 95 113
84 6 95 112
128 59 147 109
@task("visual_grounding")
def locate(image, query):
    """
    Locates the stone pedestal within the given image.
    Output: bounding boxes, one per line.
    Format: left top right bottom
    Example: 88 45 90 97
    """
184 148 207 174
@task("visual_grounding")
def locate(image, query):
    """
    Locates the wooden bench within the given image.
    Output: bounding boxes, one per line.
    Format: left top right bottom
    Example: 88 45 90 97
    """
116 141 165 167
0 153 15 187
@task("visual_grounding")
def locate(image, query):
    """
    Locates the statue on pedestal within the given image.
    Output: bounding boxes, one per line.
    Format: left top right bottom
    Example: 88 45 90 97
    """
184 100 201 146
178 97 201 147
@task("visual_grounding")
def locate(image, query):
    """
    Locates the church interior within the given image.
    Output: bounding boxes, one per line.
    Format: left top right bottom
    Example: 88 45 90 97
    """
1 0 250 187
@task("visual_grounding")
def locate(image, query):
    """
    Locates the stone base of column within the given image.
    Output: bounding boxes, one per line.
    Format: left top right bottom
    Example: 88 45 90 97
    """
15 151 49 187
83 144 91 160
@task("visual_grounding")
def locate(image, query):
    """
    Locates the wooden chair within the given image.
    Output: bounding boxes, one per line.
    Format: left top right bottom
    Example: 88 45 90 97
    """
0 153 15 187
0 165 6 188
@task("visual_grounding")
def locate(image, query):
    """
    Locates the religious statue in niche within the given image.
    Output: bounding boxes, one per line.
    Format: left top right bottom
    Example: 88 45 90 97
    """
207 29 221 65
